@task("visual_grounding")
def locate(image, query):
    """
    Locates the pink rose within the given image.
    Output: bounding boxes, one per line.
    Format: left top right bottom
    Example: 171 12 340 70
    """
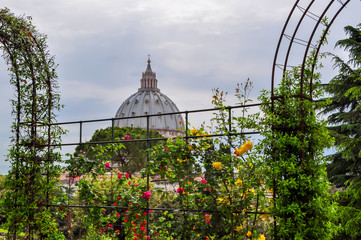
142 191 152 199
201 179 207 184
125 135 130 140
177 187 184 194
105 162 110 168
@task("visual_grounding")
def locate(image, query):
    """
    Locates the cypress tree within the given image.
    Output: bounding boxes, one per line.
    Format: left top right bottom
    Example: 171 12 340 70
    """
322 24 361 239
322 24 361 188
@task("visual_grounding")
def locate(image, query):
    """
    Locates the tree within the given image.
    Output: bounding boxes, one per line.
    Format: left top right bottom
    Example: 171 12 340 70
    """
321 23 361 239
322 23 361 187
75 127 164 174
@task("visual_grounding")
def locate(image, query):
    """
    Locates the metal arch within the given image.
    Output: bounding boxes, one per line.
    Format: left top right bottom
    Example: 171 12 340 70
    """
271 0 352 100
270 1 353 238
271 0 300 102
308 0 351 97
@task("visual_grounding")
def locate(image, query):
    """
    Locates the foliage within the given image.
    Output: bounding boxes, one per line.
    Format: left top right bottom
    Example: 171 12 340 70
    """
0 7 351 240
147 79 269 240
321 23 361 239
74 127 164 174
258 52 336 239
64 140 158 240
322 24 361 187
0 175 7 225
0 8 65 239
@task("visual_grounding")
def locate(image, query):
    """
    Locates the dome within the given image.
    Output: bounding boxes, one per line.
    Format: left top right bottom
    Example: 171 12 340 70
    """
115 58 184 137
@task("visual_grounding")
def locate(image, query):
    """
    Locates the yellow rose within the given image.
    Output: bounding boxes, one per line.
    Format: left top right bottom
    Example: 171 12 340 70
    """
177 158 187 163
234 147 246 156
234 140 253 156
190 127 198 135
257 234 266 240
235 179 243 186
235 225 243 232
243 139 253 151
212 162 222 170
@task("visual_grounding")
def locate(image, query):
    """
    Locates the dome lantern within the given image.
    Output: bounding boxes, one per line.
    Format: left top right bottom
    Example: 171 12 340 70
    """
139 56 158 91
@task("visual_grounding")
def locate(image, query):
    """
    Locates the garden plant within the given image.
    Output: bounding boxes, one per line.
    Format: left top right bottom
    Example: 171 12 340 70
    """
0 7 355 240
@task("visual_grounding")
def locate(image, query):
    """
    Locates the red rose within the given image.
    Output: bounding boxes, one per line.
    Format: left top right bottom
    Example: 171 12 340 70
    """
142 191 152 199
177 187 184 194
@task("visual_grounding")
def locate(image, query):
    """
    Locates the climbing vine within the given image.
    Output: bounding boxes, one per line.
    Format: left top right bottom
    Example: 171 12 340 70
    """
258 52 336 239
0 8 65 239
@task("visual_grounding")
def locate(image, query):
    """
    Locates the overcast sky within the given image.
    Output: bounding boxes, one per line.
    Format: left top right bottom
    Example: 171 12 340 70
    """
0 0 360 174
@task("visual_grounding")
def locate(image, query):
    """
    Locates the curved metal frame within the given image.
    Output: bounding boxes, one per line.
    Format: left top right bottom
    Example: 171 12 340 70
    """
271 1 353 238
272 0 352 100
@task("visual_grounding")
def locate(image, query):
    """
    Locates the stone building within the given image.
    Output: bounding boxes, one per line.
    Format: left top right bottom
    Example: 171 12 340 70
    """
114 58 184 137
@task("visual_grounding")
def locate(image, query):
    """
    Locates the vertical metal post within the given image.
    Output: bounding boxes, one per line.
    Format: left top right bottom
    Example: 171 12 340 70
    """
146 115 150 238
111 118 115 141
185 111 189 140
79 121 83 144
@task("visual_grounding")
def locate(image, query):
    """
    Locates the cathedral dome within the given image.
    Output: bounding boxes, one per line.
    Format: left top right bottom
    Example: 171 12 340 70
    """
114 58 184 137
